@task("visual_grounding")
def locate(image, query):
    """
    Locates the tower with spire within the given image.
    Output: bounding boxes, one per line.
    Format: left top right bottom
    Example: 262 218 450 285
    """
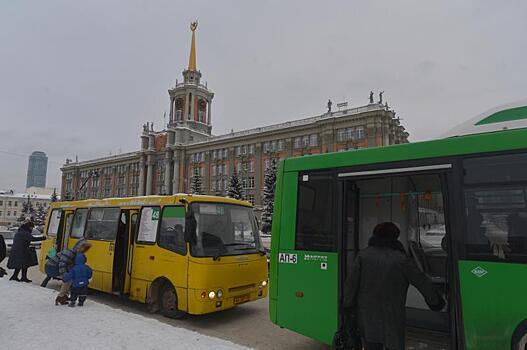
168 21 214 140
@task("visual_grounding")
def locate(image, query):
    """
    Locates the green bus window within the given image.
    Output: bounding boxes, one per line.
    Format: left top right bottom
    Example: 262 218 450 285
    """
70 208 88 238
295 174 336 252
464 154 527 262
137 207 160 244
47 209 62 237
158 206 186 255
85 208 120 241
464 153 527 184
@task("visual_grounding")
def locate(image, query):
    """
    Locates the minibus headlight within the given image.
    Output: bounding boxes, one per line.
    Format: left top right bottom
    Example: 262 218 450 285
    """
261 280 268 287
217 289 223 299
208 291 216 299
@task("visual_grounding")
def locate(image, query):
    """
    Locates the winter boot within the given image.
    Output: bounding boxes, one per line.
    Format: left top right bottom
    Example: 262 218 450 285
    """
68 301 76 307
78 300 84 307
55 295 69 306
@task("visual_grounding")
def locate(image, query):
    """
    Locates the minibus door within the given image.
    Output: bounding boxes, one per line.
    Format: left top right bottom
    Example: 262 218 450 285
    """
55 210 74 252
60 211 74 251
122 209 138 295
112 210 132 295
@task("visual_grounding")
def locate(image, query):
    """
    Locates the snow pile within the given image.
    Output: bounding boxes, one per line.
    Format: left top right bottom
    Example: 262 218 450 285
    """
0 279 250 350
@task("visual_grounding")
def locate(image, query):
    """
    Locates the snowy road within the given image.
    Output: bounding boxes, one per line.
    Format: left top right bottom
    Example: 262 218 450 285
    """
0 258 328 350
0 278 251 350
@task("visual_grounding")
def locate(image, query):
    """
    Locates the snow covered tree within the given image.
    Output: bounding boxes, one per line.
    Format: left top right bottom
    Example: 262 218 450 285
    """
18 200 35 223
227 172 244 200
51 188 58 202
261 159 277 234
190 175 204 195
34 203 47 226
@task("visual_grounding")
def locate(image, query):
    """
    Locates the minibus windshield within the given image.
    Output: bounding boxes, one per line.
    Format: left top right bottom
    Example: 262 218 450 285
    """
189 202 262 257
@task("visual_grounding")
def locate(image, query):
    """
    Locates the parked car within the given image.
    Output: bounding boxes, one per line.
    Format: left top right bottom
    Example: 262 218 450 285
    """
1 228 43 255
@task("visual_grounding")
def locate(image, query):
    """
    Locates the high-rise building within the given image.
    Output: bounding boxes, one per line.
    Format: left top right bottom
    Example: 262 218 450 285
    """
61 22 409 205
26 151 48 188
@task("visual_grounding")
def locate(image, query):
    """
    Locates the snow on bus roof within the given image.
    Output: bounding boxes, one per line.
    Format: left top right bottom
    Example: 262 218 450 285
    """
443 99 527 138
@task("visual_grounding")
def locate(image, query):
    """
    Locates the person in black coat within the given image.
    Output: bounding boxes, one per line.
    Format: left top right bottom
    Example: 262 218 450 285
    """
344 222 445 350
7 219 46 282
0 233 7 277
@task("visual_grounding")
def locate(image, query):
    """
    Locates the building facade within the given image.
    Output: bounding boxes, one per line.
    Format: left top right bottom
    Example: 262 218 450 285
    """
26 151 48 188
61 23 409 206
0 191 52 227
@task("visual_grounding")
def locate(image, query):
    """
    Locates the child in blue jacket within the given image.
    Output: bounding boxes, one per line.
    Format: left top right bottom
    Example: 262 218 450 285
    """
63 253 92 307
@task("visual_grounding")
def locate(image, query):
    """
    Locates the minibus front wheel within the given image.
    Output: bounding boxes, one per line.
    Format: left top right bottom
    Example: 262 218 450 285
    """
159 282 186 319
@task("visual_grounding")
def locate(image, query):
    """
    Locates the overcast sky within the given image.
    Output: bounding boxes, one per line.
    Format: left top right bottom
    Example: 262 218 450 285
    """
1 0 526 192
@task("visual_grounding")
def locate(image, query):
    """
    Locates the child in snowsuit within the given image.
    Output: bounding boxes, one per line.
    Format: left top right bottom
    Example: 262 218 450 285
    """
63 253 92 307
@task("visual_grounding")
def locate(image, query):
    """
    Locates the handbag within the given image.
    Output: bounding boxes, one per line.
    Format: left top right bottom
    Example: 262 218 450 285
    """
332 308 362 350
27 247 39 267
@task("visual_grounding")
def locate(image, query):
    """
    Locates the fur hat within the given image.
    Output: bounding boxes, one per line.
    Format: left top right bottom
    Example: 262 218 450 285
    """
372 222 400 240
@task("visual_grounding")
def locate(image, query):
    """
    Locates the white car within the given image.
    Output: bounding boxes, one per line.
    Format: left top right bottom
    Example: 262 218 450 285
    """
1 228 43 255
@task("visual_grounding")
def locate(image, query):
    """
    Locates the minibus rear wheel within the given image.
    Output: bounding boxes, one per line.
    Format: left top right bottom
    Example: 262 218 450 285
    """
159 283 186 319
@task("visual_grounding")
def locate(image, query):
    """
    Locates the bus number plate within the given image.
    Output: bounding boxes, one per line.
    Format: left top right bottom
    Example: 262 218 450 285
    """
279 253 298 264
234 294 250 304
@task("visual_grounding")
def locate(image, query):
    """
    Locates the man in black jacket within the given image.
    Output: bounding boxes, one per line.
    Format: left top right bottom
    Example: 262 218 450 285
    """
344 222 445 350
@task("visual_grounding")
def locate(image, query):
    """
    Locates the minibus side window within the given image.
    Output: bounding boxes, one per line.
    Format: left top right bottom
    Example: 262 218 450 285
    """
85 208 120 241
47 209 62 236
137 207 160 244
158 206 186 255
463 153 527 262
70 208 89 238
295 173 336 252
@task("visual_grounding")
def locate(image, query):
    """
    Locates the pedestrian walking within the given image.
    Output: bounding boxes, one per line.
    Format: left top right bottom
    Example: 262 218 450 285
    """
344 222 445 350
63 252 92 307
7 219 46 282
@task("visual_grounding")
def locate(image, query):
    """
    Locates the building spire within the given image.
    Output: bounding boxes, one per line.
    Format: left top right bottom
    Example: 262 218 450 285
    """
188 21 198 71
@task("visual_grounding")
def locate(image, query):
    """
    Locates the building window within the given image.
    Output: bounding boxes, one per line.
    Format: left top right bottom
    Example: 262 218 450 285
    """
278 140 285 151
246 194 255 205
0 201 3 206
8 201 11 206
13 211 17 216
294 137 302 149
356 126 365 139
249 144 255 154
14 201 18 207
309 134 318 147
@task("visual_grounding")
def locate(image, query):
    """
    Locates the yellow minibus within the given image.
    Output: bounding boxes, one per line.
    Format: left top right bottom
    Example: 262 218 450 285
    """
40 194 268 317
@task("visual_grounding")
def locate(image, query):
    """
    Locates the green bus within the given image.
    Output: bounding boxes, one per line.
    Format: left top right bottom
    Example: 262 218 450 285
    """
269 102 527 349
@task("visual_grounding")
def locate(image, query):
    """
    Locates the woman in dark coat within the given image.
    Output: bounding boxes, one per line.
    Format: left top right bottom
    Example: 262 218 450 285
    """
0 232 7 277
7 219 46 282
344 222 445 350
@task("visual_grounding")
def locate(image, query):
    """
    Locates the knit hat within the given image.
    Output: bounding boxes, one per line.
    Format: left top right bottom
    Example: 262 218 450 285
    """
372 222 400 241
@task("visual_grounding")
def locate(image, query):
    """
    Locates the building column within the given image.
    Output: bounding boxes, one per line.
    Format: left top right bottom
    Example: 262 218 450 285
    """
190 94 195 121
254 144 263 206
124 164 130 196
164 151 172 194
207 100 212 125
172 152 180 194
138 156 146 196
169 97 174 123
184 93 190 120
146 154 154 195
204 152 211 194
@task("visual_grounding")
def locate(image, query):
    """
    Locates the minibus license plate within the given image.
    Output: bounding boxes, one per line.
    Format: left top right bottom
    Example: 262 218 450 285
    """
234 294 250 305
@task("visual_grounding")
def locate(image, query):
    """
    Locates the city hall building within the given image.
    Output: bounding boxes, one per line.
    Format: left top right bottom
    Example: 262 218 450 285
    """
61 23 409 206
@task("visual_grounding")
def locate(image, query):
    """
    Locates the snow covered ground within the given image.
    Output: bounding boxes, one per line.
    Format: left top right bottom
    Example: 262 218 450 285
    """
0 278 251 350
